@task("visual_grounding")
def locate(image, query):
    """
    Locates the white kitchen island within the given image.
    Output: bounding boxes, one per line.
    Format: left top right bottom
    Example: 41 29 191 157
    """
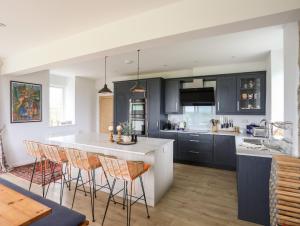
47 133 174 207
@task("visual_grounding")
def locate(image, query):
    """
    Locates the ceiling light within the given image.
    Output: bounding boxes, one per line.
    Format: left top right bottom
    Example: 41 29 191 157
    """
130 50 146 93
124 59 134 64
98 56 112 94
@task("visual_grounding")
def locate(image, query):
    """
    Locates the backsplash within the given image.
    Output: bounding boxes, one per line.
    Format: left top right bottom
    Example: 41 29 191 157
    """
167 106 265 131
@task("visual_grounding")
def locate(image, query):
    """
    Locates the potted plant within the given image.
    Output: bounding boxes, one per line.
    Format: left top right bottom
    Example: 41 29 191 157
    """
120 121 132 143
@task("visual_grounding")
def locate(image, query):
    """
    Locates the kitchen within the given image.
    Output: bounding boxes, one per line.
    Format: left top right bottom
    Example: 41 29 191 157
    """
0 3 299 225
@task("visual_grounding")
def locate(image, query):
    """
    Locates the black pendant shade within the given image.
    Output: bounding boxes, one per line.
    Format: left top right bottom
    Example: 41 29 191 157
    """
131 49 145 93
98 56 112 94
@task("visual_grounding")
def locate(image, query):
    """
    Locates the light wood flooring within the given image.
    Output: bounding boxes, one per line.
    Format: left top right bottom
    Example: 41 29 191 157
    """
0 164 259 226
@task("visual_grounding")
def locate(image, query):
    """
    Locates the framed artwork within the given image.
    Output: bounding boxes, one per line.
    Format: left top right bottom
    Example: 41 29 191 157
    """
10 81 42 123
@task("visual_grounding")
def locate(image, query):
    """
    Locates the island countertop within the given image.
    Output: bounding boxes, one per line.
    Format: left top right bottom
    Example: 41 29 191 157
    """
44 132 174 207
48 133 174 155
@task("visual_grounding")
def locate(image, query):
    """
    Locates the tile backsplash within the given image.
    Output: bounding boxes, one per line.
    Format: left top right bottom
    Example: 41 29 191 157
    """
168 106 265 131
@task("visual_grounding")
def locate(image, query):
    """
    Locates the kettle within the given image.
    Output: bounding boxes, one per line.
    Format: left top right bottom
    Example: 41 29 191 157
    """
179 121 186 130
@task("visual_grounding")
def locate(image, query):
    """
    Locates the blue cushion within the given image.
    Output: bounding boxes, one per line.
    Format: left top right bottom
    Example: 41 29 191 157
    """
0 178 86 226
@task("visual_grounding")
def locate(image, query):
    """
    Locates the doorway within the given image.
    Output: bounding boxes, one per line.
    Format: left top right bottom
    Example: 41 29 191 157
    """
99 95 113 133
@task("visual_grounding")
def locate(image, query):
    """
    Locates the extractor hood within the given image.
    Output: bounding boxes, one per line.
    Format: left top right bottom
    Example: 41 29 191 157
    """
180 87 215 106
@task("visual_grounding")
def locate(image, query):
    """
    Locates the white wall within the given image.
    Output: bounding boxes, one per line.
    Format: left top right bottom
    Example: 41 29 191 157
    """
75 77 97 133
270 49 284 122
283 22 300 156
0 72 97 166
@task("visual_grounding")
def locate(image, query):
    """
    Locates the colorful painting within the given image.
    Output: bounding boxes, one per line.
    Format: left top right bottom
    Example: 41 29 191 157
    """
10 81 42 123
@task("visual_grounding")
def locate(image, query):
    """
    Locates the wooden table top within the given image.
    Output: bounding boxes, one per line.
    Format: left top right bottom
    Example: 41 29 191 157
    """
0 184 52 226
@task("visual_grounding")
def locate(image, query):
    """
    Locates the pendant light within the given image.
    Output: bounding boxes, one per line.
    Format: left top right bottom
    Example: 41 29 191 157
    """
98 56 112 94
130 49 145 93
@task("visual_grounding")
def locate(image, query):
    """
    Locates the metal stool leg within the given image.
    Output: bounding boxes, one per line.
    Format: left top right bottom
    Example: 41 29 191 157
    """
88 171 95 222
128 181 133 226
29 158 37 191
59 167 65 205
42 159 46 197
45 162 56 198
79 170 87 196
71 169 81 209
102 178 116 226
139 176 150 218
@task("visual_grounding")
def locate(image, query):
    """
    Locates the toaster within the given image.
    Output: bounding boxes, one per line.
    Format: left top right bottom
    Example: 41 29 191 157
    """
252 127 268 137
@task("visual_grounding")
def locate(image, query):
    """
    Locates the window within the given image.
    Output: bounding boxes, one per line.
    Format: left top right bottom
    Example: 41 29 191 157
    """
49 86 64 126
49 75 75 127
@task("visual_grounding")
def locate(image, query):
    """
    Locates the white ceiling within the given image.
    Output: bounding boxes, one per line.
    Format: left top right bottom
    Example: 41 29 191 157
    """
0 0 179 57
50 25 283 79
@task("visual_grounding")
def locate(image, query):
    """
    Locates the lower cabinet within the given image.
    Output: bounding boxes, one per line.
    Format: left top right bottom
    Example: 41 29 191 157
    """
160 132 237 170
213 135 236 170
178 133 213 164
159 131 179 161
237 155 271 226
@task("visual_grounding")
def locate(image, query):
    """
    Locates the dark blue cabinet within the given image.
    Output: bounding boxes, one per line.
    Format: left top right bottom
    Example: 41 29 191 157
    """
178 133 213 164
165 79 182 114
213 135 236 170
237 155 271 226
216 76 237 114
114 80 136 129
147 78 166 138
216 71 266 115
237 72 266 115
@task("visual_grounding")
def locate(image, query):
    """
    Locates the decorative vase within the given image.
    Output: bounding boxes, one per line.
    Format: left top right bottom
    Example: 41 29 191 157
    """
123 135 131 143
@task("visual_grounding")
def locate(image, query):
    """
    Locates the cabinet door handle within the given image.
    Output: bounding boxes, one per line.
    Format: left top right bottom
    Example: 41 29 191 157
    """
189 139 200 143
156 121 159 128
188 150 200 154
217 101 220 111
175 102 178 111
237 101 240 111
190 134 199 137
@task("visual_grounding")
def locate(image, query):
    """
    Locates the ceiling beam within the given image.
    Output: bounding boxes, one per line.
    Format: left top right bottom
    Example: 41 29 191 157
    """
1 0 300 76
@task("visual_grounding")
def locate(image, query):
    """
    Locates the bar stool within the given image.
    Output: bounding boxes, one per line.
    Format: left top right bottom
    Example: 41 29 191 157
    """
64 148 112 222
39 143 70 205
98 155 151 226
24 140 46 197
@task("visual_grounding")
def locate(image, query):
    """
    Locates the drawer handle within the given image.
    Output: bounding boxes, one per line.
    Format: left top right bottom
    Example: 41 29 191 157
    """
188 150 200 154
190 134 199 137
189 139 200 143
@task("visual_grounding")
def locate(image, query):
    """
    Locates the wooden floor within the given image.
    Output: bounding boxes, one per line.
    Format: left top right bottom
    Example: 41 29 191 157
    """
0 164 259 226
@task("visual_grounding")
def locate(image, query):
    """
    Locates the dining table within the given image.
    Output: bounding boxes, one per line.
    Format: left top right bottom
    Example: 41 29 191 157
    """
0 184 52 226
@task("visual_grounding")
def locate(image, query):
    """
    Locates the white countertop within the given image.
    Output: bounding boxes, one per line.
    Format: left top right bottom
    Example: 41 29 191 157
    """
47 133 174 155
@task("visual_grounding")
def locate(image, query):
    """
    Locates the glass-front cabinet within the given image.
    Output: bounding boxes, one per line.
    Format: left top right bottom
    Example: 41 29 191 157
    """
237 72 266 115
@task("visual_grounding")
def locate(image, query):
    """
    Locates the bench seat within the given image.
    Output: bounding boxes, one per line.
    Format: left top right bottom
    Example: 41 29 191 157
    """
0 178 87 226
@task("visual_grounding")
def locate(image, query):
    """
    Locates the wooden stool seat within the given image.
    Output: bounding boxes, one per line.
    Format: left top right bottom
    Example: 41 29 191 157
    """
98 155 151 226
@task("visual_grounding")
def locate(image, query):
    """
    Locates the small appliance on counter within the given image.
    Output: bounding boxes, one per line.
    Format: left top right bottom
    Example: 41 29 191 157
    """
178 121 186 130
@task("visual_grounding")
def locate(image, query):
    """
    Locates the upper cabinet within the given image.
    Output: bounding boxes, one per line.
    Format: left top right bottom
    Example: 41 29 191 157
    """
165 79 182 114
216 71 266 115
114 80 136 128
216 76 237 114
236 72 266 115
147 78 166 138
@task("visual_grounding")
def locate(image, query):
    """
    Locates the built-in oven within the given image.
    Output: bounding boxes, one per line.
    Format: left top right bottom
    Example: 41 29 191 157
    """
129 98 147 135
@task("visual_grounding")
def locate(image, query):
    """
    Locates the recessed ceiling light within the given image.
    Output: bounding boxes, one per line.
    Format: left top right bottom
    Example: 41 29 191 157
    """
0 23 6 27
124 59 134 64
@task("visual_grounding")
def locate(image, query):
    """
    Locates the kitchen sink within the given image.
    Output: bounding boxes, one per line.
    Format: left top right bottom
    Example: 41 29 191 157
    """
242 138 266 146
